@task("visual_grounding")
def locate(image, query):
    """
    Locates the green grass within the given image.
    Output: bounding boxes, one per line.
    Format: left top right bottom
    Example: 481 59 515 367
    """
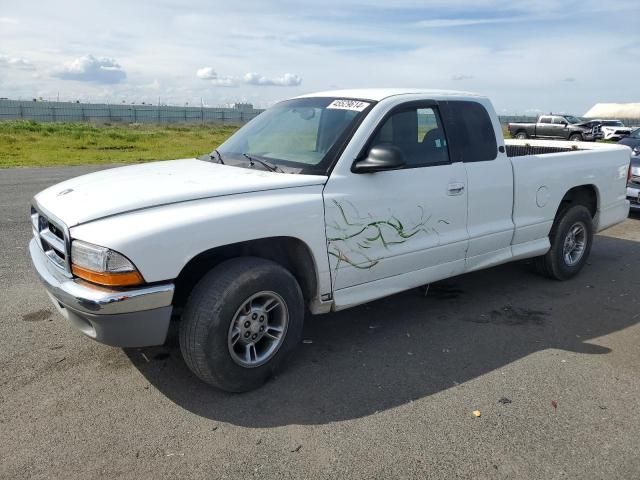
0 121 240 168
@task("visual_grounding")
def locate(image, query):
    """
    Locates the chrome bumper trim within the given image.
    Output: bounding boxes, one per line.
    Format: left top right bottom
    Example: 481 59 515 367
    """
29 239 174 315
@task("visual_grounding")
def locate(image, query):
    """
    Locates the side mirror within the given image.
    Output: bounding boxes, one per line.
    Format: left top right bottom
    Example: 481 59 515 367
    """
352 144 405 173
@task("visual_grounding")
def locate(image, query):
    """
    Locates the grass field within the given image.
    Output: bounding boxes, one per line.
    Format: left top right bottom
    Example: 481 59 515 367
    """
4 120 614 169
0 121 240 168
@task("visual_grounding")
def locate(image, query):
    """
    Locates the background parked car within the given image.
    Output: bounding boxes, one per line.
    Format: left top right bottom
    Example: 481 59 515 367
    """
627 154 640 212
618 128 640 153
599 120 633 141
580 119 605 140
508 114 599 141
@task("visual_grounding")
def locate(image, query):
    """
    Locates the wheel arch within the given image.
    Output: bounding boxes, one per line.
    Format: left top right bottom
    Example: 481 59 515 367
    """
568 131 584 140
172 236 319 312
555 184 599 220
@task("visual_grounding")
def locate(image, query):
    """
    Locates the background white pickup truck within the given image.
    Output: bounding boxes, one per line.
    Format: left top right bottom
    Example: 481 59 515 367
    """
29 89 631 392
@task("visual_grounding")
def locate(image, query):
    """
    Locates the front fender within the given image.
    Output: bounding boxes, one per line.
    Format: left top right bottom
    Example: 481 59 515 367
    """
69 186 331 297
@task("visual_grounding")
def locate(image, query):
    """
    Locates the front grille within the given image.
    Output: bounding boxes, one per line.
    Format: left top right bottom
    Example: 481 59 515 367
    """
31 205 70 273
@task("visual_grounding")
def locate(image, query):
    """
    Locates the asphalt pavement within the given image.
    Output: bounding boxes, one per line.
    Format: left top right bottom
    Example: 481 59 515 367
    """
1 166 639 479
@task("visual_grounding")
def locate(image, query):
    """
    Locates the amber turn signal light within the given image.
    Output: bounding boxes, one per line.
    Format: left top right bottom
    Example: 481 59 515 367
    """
72 264 144 287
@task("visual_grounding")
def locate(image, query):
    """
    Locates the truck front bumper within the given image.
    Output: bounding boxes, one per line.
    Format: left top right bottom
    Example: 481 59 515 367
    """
29 239 174 347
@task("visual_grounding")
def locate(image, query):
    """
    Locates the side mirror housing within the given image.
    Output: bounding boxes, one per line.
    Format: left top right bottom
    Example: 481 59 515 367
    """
352 144 406 173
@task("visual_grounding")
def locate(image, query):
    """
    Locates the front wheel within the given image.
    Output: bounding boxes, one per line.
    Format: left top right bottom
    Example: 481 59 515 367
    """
569 133 583 142
179 257 304 392
534 205 593 280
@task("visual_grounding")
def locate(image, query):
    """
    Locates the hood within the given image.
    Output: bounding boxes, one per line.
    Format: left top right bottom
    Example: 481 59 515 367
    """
34 159 327 226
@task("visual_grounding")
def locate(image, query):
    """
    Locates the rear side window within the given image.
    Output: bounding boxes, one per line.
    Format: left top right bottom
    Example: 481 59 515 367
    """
442 101 498 162
539 117 552 124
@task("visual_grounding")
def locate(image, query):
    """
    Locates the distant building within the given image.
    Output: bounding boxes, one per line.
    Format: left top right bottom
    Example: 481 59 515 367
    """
232 103 254 111
584 103 640 119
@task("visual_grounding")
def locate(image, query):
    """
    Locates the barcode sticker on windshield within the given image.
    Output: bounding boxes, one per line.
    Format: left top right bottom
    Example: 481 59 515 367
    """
327 99 370 112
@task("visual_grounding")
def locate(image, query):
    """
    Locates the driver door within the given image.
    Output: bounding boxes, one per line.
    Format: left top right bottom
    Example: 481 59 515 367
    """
551 116 568 138
536 116 554 137
323 103 469 303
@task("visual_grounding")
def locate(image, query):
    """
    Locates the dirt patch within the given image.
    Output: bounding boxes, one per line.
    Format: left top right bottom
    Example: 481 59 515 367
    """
427 283 465 300
470 305 548 326
21 309 52 322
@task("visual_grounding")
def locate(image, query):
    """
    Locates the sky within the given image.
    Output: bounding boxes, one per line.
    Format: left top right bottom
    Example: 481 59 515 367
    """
0 0 639 114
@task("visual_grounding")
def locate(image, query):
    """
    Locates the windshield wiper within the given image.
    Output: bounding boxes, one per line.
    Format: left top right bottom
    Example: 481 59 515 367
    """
209 149 225 165
243 153 283 173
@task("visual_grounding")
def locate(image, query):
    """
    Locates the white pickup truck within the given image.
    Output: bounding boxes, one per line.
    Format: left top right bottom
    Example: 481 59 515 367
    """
29 89 631 392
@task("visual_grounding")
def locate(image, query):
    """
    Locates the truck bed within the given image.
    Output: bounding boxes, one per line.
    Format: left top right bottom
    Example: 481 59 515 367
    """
505 138 625 157
506 139 630 243
506 142 581 157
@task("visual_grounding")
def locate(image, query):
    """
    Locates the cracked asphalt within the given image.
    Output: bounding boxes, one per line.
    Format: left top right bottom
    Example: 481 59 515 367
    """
1 166 639 479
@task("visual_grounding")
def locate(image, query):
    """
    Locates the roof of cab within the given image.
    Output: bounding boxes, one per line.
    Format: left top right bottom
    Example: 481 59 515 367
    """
296 88 482 102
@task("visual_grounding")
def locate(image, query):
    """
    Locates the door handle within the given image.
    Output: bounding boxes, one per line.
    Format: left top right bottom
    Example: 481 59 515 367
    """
447 183 465 195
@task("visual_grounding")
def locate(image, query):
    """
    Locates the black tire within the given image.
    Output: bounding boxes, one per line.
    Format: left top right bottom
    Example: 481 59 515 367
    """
515 131 528 139
569 133 583 142
179 257 304 392
534 205 593 280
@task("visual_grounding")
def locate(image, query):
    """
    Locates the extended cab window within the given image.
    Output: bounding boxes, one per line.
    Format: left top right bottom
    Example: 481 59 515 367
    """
443 101 498 162
539 117 552 124
370 107 449 167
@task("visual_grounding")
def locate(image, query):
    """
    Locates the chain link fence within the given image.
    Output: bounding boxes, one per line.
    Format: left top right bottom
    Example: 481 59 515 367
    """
0 99 264 124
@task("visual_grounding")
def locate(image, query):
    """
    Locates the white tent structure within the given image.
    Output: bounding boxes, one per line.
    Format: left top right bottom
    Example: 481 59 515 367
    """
584 103 640 119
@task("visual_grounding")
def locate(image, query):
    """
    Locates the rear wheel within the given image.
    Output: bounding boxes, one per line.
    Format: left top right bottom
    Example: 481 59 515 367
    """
534 205 593 280
569 133 583 142
515 131 528 139
179 257 304 392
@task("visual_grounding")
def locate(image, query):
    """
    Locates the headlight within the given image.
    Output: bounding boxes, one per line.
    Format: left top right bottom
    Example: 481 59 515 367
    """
71 240 144 287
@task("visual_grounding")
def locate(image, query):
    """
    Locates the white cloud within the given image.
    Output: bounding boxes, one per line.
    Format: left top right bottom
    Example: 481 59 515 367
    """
0 17 18 24
198 68 300 87
415 17 519 28
196 67 238 86
243 72 302 86
53 55 126 84
196 67 217 80
0 54 34 70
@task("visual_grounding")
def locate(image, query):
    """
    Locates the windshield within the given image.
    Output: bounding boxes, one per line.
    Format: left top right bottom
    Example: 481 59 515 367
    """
217 97 373 174
564 115 582 124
